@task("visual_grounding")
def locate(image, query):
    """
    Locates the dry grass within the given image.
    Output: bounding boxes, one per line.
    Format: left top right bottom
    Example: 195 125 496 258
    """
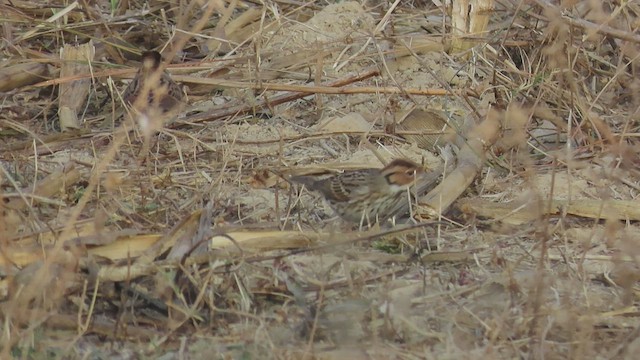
1 0 640 358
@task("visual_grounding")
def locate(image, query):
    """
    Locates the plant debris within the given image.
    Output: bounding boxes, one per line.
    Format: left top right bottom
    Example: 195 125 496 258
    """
1 0 639 358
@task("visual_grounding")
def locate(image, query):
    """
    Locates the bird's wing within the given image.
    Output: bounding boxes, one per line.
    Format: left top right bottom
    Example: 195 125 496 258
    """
325 169 377 201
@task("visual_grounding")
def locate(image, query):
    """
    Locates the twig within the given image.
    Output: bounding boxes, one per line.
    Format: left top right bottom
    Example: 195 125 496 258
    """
531 0 640 44
171 75 453 96
176 67 382 124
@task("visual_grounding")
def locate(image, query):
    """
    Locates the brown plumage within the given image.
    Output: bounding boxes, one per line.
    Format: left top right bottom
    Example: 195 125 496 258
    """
291 159 430 224
122 51 185 124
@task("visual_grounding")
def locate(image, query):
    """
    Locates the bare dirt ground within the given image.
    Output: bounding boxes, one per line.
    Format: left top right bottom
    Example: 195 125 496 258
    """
1 0 640 358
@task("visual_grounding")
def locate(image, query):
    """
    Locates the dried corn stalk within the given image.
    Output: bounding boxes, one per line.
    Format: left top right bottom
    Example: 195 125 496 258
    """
0 62 50 92
58 41 95 130
448 0 495 53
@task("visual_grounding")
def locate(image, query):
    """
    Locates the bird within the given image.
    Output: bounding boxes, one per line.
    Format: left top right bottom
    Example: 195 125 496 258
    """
289 158 432 226
122 50 185 134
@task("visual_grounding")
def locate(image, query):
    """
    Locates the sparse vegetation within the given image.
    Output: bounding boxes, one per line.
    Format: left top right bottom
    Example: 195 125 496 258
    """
1 0 639 359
